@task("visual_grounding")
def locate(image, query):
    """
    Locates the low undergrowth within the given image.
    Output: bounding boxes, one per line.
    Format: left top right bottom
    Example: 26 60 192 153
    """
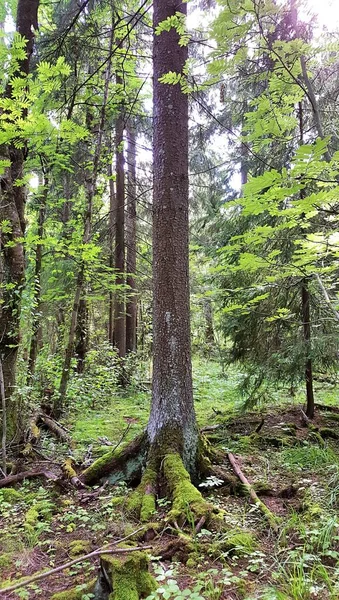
2 359 339 599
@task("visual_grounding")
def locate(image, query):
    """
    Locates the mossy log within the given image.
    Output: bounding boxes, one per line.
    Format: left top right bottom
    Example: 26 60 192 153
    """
93 551 156 600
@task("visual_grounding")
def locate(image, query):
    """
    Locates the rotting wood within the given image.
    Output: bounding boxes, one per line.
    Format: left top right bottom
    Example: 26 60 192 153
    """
0 469 58 488
40 413 70 442
227 452 279 531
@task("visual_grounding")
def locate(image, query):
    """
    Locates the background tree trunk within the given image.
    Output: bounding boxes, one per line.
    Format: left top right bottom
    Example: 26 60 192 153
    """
147 0 198 474
125 123 137 353
113 108 126 358
28 173 48 384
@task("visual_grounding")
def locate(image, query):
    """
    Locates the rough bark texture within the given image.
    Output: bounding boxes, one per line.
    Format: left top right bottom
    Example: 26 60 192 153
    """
108 161 116 346
125 123 137 353
75 297 89 374
28 174 48 383
302 281 315 419
113 108 126 358
0 0 39 437
148 0 198 474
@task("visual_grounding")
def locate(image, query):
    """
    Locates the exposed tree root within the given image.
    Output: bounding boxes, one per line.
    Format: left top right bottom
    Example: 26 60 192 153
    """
227 452 280 531
80 433 148 486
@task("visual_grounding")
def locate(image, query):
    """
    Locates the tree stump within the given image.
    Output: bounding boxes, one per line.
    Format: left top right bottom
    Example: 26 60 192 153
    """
93 551 156 600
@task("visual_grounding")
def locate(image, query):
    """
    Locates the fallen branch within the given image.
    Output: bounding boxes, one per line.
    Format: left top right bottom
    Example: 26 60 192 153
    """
227 452 279 531
40 413 70 443
0 469 58 488
0 544 152 596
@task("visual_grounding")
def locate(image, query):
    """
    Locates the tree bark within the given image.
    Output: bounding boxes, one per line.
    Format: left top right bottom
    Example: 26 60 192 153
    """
0 0 39 438
75 297 88 374
113 107 126 358
28 173 48 384
108 160 116 346
302 281 315 419
125 123 137 353
148 0 198 474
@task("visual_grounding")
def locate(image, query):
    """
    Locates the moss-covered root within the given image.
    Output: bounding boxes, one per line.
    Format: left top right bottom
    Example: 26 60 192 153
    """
94 551 156 600
80 433 148 486
127 467 157 522
163 452 219 527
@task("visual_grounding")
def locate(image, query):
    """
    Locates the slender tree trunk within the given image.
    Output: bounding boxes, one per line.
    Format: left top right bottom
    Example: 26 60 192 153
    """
0 0 39 438
57 265 84 413
298 101 315 419
113 108 126 358
302 281 315 419
125 123 137 353
147 0 198 474
203 298 215 349
28 173 48 384
75 297 89 374
108 160 116 345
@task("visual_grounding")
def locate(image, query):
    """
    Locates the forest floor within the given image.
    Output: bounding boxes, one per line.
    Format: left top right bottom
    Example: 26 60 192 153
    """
1 360 339 600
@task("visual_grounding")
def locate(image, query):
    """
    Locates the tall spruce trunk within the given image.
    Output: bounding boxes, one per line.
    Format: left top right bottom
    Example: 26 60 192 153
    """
147 0 198 473
108 161 116 346
125 123 137 353
113 108 126 358
0 0 39 438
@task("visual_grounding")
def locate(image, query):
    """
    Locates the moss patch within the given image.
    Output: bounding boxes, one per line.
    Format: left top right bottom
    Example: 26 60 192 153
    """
100 551 156 600
0 489 22 504
68 539 91 557
163 452 212 522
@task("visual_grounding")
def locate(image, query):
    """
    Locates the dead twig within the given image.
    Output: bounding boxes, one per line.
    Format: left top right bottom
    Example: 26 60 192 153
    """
0 469 58 488
227 452 279 531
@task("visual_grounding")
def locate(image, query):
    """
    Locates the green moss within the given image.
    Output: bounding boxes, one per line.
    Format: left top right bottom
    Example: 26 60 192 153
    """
0 489 22 504
209 530 257 558
140 493 156 522
24 500 54 530
0 552 13 569
68 539 91 557
50 579 96 599
82 447 119 482
186 557 197 568
127 467 157 522
101 551 156 600
319 427 339 440
163 453 210 521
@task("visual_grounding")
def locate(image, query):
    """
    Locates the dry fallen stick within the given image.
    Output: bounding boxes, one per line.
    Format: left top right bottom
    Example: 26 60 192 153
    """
0 469 58 488
0 528 151 597
227 452 279 531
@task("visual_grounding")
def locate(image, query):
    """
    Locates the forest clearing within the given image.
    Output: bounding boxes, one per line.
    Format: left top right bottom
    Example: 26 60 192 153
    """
2 0 339 598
